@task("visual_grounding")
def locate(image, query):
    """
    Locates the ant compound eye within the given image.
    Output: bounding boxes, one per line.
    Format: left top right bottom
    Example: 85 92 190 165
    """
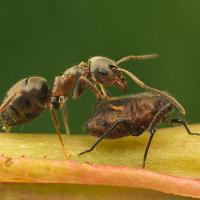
100 120 107 127
109 65 118 74
112 68 118 75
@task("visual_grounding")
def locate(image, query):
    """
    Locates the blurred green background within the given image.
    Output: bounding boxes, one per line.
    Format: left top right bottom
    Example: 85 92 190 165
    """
0 0 200 133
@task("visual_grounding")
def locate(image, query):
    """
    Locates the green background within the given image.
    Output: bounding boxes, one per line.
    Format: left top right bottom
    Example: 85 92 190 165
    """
0 0 200 133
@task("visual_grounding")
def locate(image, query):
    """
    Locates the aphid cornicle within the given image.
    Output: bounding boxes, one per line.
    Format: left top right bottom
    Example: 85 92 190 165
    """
79 92 200 168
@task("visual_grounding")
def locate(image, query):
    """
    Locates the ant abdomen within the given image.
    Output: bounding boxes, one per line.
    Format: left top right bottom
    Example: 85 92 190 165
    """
0 77 50 127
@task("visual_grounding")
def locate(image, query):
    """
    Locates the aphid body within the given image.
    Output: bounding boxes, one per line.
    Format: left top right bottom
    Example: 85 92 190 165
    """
85 92 172 139
80 92 199 168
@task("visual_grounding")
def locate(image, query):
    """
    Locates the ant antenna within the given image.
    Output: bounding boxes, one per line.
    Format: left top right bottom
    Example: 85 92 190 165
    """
116 54 159 65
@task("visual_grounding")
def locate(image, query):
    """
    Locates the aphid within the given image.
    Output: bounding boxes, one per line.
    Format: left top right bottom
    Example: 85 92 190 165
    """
51 53 171 134
0 77 69 156
79 92 199 168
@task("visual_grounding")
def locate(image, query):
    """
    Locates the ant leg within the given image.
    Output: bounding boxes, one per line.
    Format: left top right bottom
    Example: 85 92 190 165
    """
73 76 104 100
98 83 124 111
49 106 70 157
99 83 108 97
116 54 159 65
49 106 61 134
74 77 124 111
59 96 70 135
118 68 186 115
143 103 172 168
171 119 200 136
79 119 126 155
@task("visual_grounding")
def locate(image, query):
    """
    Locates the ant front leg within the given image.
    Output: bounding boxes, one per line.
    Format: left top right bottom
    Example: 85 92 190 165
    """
99 83 109 97
73 76 103 100
171 119 200 136
98 83 124 111
73 76 124 111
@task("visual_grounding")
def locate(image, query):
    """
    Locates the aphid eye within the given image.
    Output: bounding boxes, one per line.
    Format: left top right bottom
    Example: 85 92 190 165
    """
100 120 107 127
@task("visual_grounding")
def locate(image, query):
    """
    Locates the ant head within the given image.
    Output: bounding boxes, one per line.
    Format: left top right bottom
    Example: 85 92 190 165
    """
88 56 127 91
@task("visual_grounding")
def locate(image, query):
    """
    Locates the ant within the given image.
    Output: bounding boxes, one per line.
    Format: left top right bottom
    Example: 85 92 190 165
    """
78 91 199 168
52 53 184 135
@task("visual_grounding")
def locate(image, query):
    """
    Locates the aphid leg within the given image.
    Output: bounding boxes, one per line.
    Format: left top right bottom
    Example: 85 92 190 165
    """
143 128 156 169
79 119 126 155
49 105 70 157
118 68 186 115
116 54 159 65
59 96 70 135
143 103 172 168
171 119 200 136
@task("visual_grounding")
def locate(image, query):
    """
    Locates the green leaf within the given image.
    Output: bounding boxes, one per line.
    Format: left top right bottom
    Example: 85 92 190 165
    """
0 124 200 199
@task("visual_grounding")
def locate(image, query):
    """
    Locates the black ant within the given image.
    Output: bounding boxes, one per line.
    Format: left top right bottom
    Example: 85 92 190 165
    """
79 91 199 168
